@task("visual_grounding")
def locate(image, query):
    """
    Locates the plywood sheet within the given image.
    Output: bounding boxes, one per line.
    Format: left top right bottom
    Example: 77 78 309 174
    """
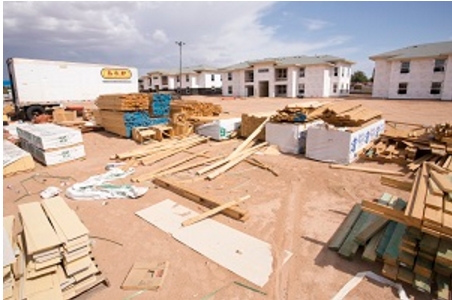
136 199 292 287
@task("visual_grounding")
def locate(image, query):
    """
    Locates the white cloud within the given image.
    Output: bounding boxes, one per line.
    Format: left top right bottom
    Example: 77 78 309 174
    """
3 2 352 76
303 18 330 31
152 30 168 44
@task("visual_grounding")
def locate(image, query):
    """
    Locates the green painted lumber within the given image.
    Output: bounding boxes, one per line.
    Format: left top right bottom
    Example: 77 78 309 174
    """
327 204 362 251
376 221 397 258
362 230 383 262
436 274 450 300
413 274 431 294
383 222 407 264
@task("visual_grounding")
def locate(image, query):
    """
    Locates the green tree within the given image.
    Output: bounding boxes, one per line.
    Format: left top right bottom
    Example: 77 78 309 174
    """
351 71 369 83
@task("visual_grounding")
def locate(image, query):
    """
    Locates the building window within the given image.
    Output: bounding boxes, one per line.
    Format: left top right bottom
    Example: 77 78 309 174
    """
211 74 215 81
431 82 442 95
298 84 305 95
275 68 287 81
275 85 287 96
176 76 180 83
227 73 232 81
186 87 191 94
341 67 345 77
398 82 408 94
245 71 254 83
186 75 190 82
434 59 446 72
149 79 152 86
333 83 337 93
162 76 168 85
153 76 158 80
258 68 269 73
334 67 338 77
228 86 233 94
299 67 305 78
400 61 410 74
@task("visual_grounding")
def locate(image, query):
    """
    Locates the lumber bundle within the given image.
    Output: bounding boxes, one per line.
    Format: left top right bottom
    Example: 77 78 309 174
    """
52 109 77 123
170 100 222 119
170 112 193 138
241 112 274 141
329 192 452 298
16 197 108 300
99 110 168 138
4 216 18 300
432 123 452 143
270 101 324 123
362 121 452 167
149 93 171 117
320 102 382 127
95 93 149 111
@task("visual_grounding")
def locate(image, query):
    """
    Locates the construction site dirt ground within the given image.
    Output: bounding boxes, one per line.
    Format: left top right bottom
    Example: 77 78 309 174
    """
3 96 452 300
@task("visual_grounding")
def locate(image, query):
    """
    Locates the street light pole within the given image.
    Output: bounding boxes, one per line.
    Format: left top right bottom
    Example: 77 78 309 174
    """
175 41 185 94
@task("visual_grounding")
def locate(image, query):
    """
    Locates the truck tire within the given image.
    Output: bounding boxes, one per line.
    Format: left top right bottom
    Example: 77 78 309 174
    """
25 105 45 120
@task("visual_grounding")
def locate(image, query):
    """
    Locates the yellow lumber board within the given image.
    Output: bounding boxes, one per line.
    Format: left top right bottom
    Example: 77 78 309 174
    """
329 164 405 176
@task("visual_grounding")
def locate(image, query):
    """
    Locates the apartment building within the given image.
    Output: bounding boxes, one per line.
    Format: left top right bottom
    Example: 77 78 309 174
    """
219 55 354 98
143 66 222 95
370 41 452 100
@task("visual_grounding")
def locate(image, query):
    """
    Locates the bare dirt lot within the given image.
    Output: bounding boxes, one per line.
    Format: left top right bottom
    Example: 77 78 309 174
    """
3 96 452 300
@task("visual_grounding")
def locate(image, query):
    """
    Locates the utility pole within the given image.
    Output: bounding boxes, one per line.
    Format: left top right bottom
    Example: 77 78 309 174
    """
175 41 185 94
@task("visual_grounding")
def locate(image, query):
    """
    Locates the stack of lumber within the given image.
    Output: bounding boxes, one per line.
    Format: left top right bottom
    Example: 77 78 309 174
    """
99 110 168 138
270 101 324 123
432 123 452 143
17 197 107 300
362 121 452 167
320 102 382 127
170 112 193 138
149 93 171 117
170 100 222 119
3 140 35 177
52 109 77 123
17 124 85 166
4 216 18 300
241 112 274 141
95 93 149 111
329 192 452 298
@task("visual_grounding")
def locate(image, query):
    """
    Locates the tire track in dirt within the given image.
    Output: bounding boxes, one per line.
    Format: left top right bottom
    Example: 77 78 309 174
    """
270 177 302 300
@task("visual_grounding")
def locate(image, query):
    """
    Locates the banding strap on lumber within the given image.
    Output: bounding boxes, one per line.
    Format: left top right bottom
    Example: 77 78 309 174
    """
329 164 405 176
206 142 268 180
152 177 249 221
182 195 250 227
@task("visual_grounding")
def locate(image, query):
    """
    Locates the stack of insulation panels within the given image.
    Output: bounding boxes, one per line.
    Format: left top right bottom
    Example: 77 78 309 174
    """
17 124 85 166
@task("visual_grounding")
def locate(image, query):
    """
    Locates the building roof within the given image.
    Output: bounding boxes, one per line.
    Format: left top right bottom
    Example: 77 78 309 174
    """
369 41 452 61
147 65 219 76
220 55 354 71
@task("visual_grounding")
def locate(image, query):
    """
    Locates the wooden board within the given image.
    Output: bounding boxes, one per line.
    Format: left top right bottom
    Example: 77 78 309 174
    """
18 202 61 255
430 170 452 193
152 177 249 221
436 273 450 300
382 222 406 265
121 261 169 291
361 230 383 262
327 204 362 251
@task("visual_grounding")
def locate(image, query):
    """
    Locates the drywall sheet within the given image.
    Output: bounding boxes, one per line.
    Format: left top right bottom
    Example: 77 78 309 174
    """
136 199 292 287
265 120 324 154
17 123 83 150
21 139 85 166
196 118 241 141
3 228 15 267
3 139 32 166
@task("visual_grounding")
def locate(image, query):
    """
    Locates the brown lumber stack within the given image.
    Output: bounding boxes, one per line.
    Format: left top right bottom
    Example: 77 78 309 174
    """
170 100 222 119
270 101 324 123
170 112 193 138
241 112 274 141
95 93 149 111
321 102 382 127
97 110 128 137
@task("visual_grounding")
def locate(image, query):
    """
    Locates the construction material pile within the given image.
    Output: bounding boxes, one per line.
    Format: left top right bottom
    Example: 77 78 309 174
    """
3 140 35 177
320 102 382 127
170 100 222 119
95 93 149 111
432 123 452 151
329 161 452 298
96 93 168 138
362 122 452 168
6 197 108 300
17 123 85 166
241 112 274 141
4 216 17 300
149 93 171 117
270 102 323 123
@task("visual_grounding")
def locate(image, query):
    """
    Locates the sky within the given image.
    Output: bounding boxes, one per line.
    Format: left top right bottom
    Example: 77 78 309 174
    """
3 1 452 79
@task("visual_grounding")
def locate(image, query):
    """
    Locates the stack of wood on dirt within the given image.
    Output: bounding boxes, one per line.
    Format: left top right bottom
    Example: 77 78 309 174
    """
16 197 108 300
170 100 222 119
95 93 168 138
320 102 382 127
95 93 149 111
432 122 452 155
3 140 35 177
329 191 452 298
270 101 324 123
362 121 452 168
170 112 193 138
241 111 274 141
4 216 18 300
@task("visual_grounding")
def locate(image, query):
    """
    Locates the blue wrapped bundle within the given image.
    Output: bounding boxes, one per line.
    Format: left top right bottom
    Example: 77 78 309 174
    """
149 93 172 117
123 111 168 138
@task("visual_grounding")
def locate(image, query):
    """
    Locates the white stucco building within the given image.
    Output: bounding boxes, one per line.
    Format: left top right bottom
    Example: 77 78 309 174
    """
219 55 354 98
370 41 452 100
143 66 222 95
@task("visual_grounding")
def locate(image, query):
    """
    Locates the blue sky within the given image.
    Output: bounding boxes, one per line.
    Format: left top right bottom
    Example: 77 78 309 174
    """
3 2 452 79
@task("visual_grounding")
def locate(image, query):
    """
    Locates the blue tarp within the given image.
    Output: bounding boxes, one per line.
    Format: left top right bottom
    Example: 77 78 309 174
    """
3 80 11 87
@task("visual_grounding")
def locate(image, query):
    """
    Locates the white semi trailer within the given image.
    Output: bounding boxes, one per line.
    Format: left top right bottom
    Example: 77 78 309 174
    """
6 58 139 119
